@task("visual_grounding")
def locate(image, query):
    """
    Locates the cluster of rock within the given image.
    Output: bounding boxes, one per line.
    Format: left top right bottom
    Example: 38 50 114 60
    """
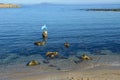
27 28 92 66
27 54 92 66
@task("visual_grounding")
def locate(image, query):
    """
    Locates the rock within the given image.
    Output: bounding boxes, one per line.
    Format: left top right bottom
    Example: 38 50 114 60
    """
34 41 46 46
74 60 81 64
81 54 92 60
64 42 70 48
26 60 40 66
46 52 58 58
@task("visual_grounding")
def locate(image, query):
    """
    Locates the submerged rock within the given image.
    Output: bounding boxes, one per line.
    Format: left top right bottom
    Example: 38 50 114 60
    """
26 60 40 66
43 60 49 64
46 52 58 58
74 60 81 64
48 64 57 67
34 41 46 46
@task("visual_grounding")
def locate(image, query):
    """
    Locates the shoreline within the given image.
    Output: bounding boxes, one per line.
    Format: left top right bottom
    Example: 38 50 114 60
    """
17 69 120 80
0 55 120 80
1 65 120 80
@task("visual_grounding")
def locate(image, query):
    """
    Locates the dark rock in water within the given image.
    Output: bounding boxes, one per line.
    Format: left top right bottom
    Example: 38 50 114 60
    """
64 42 70 48
43 60 49 64
48 64 57 67
26 60 40 66
81 54 92 60
57 68 61 70
46 52 58 58
34 41 46 46
74 60 81 64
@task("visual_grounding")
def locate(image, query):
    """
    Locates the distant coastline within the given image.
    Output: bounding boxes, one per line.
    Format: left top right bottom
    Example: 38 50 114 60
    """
79 9 120 12
0 3 21 8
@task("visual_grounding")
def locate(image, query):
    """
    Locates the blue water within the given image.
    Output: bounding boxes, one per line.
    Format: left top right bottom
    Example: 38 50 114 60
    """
0 4 120 58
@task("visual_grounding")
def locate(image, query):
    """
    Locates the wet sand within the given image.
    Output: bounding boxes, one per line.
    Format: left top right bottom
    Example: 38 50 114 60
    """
0 55 120 80
16 70 120 80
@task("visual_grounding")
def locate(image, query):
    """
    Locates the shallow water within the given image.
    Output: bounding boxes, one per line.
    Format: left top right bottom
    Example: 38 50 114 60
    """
0 4 120 65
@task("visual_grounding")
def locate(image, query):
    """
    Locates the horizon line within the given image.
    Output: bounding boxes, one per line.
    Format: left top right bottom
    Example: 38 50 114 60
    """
1 2 120 5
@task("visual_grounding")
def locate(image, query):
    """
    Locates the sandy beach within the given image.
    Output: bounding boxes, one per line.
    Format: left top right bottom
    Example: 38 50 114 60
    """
0 54 120 80
16 70 120 80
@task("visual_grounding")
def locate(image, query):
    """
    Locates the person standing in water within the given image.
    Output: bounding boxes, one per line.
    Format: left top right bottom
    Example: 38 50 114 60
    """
41 25 48 39
42 30 48 39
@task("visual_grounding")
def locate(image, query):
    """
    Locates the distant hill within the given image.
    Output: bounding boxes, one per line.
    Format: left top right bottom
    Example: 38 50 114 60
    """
0 3 21 8
32 2 69 6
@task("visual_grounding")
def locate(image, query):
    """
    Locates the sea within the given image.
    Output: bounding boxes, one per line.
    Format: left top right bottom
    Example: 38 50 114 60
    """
0 4 120 65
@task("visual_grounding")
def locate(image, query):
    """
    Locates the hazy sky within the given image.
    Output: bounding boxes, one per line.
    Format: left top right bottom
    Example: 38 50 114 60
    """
1 0 120 4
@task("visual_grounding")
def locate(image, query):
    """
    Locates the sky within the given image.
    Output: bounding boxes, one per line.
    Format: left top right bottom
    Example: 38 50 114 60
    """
0 0 120 4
